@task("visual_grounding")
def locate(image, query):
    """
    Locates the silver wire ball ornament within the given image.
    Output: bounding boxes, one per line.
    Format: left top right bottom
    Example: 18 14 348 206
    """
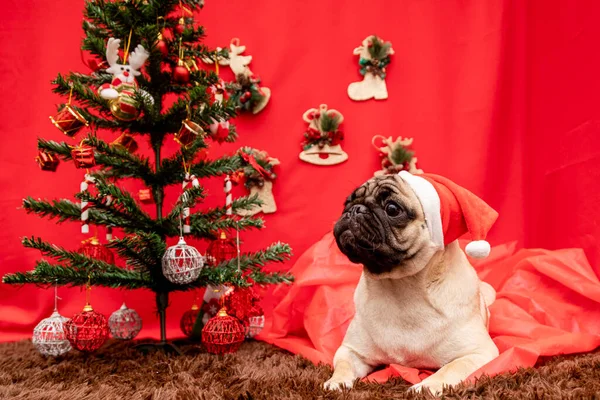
162 236 204 284
108 303 143 340
32 310 72 357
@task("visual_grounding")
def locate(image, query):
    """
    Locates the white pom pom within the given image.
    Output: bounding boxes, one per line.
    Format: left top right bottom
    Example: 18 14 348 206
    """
465 240 490 258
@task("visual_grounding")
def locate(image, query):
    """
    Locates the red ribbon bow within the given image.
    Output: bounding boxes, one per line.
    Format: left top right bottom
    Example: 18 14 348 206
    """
240 152 274 180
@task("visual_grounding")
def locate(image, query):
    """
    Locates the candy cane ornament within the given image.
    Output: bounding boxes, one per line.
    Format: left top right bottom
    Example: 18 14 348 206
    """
80 174 95 234
181 172 200 234
224 175 232 216
105 195 113 240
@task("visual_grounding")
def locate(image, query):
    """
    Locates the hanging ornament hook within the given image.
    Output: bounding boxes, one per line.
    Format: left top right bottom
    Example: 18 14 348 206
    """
123 28 134 64
236 220 240 273
83 274 93 312
53 279 61 312
67 82 74 105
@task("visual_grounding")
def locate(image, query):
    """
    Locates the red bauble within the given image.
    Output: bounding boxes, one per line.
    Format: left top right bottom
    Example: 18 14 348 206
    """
206 231 237 266
65 308 109 352
156 32 169 57
201 308 245 354
157 41 168 56
174 17 185 35
78 237 115 264
180 304 200 337
173 61 190 84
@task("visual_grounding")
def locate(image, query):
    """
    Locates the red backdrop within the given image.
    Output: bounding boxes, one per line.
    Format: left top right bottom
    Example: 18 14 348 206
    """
0 0 598 342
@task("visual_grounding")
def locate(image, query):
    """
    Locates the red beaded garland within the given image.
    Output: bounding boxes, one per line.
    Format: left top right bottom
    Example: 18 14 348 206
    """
65 308 109 352
201 307 245 354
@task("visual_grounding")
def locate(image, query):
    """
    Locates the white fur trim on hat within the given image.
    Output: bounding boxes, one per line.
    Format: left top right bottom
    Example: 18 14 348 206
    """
465 240 491 258
398 171 444 250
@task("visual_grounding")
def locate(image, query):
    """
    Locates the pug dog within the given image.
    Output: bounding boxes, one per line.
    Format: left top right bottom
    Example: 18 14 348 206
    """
325 173 499 395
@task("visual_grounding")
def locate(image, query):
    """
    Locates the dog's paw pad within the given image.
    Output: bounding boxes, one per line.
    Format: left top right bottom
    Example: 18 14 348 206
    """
324 378 354 391
409 381 445 396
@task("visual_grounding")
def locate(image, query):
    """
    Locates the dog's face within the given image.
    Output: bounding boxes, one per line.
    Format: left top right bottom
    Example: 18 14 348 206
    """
334 174 438 279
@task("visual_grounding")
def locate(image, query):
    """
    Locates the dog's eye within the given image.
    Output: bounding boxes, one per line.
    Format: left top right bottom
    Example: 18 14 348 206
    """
385 202 402 217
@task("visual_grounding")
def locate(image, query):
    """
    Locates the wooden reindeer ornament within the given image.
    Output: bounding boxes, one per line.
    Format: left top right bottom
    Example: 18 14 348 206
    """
299 104 348 166
348 35 394 101
203 38 271 114
372 135 423 176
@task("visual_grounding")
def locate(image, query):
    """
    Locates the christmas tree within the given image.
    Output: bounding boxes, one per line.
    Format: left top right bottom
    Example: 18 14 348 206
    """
2 0 293 352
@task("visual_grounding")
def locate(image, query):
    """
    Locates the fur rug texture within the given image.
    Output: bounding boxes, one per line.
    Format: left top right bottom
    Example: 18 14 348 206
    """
0 339 599 399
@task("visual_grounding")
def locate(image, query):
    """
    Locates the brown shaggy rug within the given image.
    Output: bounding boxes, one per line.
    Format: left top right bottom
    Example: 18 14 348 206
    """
0 339 599 399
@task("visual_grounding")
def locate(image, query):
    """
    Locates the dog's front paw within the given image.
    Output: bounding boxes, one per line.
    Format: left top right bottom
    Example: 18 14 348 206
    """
409 380 446 396
324 377 354 391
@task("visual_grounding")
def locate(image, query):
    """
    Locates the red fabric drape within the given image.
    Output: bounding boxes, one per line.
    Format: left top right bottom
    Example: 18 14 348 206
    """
260 234 600 383
0 0 598 341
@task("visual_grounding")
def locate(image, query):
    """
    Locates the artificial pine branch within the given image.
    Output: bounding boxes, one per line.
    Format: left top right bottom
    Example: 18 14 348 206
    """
21 237 120 271
53 73 110 111
23 197 135 229
179 214 265 239
249 271 295 285
164 186 207 222
22 197 81 223
86 135 154 182
2 261 149 289
77 179 157 233
107 233 165 272
196 195 263 220
214 242 292 272
160 153 242 186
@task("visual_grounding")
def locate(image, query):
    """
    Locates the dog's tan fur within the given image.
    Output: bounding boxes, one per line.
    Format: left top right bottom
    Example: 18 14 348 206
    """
325 175 498 395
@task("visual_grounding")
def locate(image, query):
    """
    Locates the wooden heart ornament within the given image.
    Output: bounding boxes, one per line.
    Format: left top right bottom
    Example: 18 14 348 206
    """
299 104 348 166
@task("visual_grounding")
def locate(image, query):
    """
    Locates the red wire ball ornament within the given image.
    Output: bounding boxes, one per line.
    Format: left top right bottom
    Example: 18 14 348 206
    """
78 237 115 264
180 303 200 337
64 305 109 352
206 231 237 266
202 307 245 355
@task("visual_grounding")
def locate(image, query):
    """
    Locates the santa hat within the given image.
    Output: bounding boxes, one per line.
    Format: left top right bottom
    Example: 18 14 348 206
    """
398 171 498 258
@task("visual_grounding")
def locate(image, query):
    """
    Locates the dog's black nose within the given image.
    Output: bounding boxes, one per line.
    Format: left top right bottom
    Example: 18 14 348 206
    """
350 204 368 216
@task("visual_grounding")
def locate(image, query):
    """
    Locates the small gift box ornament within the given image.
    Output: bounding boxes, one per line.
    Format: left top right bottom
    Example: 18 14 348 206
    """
49 104 89 137
348 35 394 101
174 119 203 147
71 144 96 169
35 151 60 172
111 132 138 153
138 189 153 204
372 135 423 176
299 104 348 166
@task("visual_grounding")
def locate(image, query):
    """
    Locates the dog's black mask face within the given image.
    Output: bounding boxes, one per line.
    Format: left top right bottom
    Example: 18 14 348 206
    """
334 175 421 274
